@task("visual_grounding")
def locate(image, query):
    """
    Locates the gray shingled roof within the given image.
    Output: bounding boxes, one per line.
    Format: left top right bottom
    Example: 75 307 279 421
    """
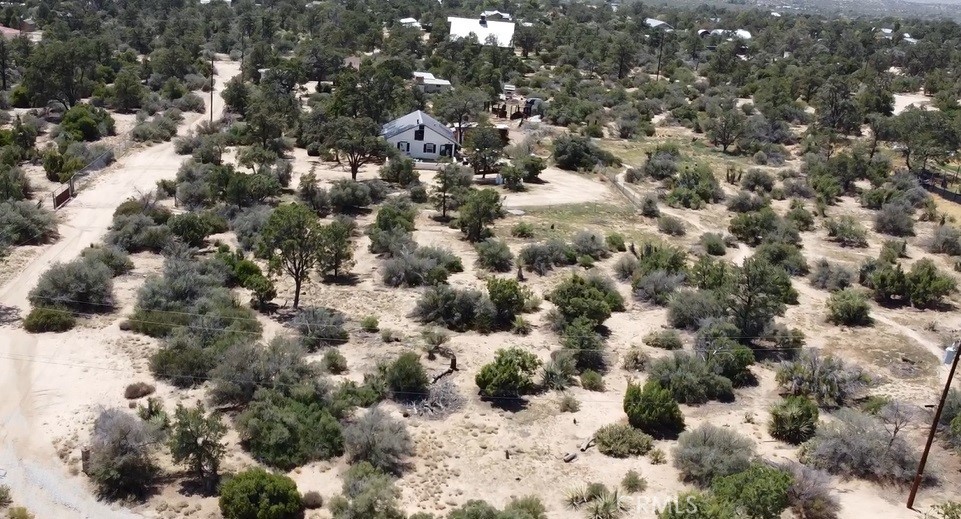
381 110 457 144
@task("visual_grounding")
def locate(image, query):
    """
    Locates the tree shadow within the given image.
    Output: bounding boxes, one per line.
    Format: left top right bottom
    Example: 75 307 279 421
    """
482 395 530 412
323 274 360 286
177 477 219 498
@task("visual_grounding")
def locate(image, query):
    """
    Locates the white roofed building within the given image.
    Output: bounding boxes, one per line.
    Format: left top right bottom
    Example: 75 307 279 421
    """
413 71 452 93
399 17 422 29
447 15 515 48
382 110 459 161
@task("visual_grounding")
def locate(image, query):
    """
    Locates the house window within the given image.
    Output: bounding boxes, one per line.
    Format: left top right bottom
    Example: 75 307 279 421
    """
423 143 436 154
414 126 425 141
397 142 410 153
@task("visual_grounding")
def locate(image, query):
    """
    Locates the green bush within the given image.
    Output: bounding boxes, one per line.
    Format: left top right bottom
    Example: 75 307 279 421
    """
580 370 605 391
88 409 158 499
386 352 429 400
606 232 627 252
826 289 871 326
572 230 611 260
641 194 660 217
552 134 620 170
519 239 575 275
511 221 535 238
929 225 961 256
808 259 853 292
547 273 624 329
0 200 58 249
412 284 495 332
727 190 769 213
648 352 734 404
360 315 379 332
905 258 957 308
475 238 514 272
329 179 372 212
712 463 793 519
28 258 114 312
623 381 685 439
879 239 907 264
622 346 650 371
595 423 654 458
475 347 541 398
23 306 75 333
776 350 866 408
219 468 303 519
322 349 348 374
237 390 344 470
667 290 725 330
825 216 868 247
621 470 647 493
700 233 727 255
658 215 686 236
633 270 685 306
106 214 174 253
769 396 819 444
80 246 133 276
643 330 683 350
742 169 774 193
875 201 914 237
673 424 755 487
60 103 115 141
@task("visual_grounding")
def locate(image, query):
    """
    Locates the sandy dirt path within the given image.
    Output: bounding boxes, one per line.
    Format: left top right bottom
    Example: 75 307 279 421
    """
0 60 241 519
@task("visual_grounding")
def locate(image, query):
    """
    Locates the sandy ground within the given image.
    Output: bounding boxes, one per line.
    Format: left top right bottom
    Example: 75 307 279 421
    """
893 92 934 115
0 60 241 519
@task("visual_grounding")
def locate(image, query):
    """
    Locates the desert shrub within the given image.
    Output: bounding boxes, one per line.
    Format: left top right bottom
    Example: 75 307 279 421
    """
753 242 808 276
541 352 577 390
237 390 344 469
219 468 303 519
80 246 133 276
559 393 580 412
644 329 683 350
386 352 429 400
124 382 155 400
0 200 58 248
700 233 726 256
302 491 324 510
776 350 867 408
644 147 680 180
808 259 853 292
329 179 372 212
572 230 611 260
475 239 514 272
621 346 650 371
779 463 840 519
29 258 114 312
475 347 541 398
825 216 868 247
0 486 10 508
60 103 115 141
801 408 917 484
641 194 660 217
930 225 961 256
380 157 418 185
613 254 640 280
827 289 871 326
512 315 532 335
382 249 450 287
633 270 685 306
785 200 815 231
875 201 915 237
519 239 575 275
511 221 535 238
742 169 775 193
22 306 75 332
321 349 348 374
595 423 654 457
359 315 379 332
905 258 957 308
622 470 647 493
648 352 734 404
727 190 768 213
666 290 724 330
548 273 624 329
88 409 159 499
291 307 348 351
711 463 793 519
658 215 686 236
327 462 405 518
553 134 620 170
210 336 307 405
412 284 495 332
623 381 685 439
769 396 819 444
728 207 779 246
876 238 904 262
606 233 627 252
344 407 413 474
580 369 605 391
106 214 174 253
672 424 755 486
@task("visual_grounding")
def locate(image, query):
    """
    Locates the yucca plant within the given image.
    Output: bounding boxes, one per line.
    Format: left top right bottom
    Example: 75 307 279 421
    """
769 396 819 444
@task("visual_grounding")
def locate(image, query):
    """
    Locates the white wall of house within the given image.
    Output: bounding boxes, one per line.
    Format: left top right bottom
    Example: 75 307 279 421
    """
385 126 456 161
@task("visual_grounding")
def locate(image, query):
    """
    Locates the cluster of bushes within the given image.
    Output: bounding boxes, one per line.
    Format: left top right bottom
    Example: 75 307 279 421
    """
0 200 58 254
413 278 536 333
106 197 174 252
665 163 724 209
860 256 957 308
58 104 116 142
776 350 867 408
25 245 132 332
132 109 184 143
552 134 620 171
134 253 262 386
519 239 578 275
825 216 868 247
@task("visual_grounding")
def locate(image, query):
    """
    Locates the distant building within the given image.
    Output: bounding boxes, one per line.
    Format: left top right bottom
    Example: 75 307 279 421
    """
447 15 515 48
413 71 452 93
480 10 512 21
0 25 18 39
382 110 458 161
645 18 673 31
399 17 422 30
698 28 752 40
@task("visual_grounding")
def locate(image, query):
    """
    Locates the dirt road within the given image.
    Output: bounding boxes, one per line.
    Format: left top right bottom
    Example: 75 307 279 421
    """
0 60 241 518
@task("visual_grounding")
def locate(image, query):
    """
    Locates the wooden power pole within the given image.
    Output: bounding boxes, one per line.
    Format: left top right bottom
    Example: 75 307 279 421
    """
907 339 961 509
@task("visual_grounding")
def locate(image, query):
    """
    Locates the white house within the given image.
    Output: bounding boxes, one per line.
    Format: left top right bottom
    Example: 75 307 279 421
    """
447 15 515 48
645 18 673 31
399 17 422 30
480 10 512 21
382 110 458 161
413 71 452 93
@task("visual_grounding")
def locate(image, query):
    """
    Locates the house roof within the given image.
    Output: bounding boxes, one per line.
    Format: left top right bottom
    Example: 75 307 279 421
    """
447 16 515 48
481 10 512 20
645 18 673 30
0 25 17 39
413 71 452 87
382 110 457 145
399 17 422 28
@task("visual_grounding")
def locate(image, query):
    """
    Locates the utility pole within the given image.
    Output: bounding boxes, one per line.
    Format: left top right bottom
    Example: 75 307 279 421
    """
907 339 961 509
